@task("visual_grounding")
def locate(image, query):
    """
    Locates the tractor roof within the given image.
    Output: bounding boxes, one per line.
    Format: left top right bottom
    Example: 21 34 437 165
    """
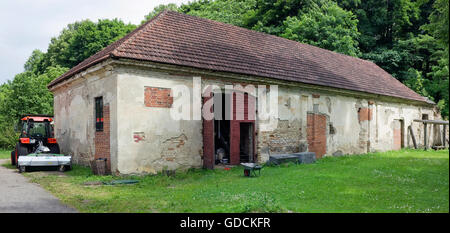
21 115 53 122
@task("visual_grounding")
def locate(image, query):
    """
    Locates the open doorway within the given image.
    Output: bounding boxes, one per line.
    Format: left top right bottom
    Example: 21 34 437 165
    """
214 92 231 164
205 91 256 167
240 122 254 162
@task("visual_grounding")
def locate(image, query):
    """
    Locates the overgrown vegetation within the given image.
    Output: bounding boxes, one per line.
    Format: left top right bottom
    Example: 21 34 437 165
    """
6 149 448 213
1 0 448 149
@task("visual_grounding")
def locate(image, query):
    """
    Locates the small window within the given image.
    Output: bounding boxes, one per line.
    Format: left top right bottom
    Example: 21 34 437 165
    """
329 123 336 135
95 97 103 131
422 114 429 120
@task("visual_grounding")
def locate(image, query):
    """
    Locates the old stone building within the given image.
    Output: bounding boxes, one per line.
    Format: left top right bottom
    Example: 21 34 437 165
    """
48 11 445 175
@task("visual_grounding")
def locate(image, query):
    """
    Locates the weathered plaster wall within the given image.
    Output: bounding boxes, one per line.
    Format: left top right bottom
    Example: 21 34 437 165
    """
255 86 439 162
371 102 436 150
115 68 203 174
52 67 118 171
52 60 443 175
113 66 442 173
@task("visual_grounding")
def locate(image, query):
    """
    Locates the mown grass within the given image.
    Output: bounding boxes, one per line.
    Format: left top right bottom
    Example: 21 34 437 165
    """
8 149 449 213
0 149 10 159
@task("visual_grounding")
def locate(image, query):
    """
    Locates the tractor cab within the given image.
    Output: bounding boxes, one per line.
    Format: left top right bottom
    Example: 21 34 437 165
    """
19 115 56 145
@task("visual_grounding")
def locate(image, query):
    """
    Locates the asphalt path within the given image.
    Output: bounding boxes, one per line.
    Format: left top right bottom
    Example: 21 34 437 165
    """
0 159 77 213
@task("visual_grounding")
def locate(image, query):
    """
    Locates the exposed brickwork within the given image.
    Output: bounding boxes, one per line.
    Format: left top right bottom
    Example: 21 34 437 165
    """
307 113 327 159
144 86 173 108
358 107 372 122
94 105 111 173
258 120 302 154
202 95 215 169
161 134 187 161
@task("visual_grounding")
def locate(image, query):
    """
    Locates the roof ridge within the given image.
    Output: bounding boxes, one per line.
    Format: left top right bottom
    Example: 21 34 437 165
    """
166 10 369 63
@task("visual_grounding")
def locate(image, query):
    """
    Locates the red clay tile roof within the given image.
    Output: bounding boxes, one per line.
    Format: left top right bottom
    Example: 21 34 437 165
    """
48 10 429 103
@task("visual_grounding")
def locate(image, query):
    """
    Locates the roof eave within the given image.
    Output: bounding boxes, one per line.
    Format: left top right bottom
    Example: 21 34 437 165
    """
47 57 115 92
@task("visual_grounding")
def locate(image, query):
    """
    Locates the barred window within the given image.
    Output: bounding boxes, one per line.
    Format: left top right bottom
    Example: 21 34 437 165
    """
95 97 103 131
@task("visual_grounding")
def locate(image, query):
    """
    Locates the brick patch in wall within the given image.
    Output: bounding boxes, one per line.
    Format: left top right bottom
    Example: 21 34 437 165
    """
358 107 372 122
94 105 111 173
307 113 327 159
144 86 173 108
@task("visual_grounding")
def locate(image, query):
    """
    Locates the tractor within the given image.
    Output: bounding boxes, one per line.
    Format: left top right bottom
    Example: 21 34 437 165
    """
10 115 61 168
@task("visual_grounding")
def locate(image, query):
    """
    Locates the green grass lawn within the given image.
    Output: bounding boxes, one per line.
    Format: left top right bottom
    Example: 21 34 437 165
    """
5 149 449 213
0 149 11 159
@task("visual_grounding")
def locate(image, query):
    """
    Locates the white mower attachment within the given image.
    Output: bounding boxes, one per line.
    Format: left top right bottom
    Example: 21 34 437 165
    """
17 141 72 173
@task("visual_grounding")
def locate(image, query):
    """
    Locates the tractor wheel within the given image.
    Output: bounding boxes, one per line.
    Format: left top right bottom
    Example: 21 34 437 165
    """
64 165 72 171
48 144 60 154
16 143 28 168
11 151 16 166
19 166 27 173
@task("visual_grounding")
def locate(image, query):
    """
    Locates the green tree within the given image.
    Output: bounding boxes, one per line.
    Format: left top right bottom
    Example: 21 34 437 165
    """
243 0 310 34
24 49 45 74
180 0 257 27
177 0 361 56
337 0 424 51
3 66 67 120
42 19 136 70
280 1 360 56
423 0 449 47
423 0 449 117
0 84 17 149
143 3 180 22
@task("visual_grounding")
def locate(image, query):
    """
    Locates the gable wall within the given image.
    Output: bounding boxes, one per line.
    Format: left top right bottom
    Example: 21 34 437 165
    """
52 67 118 172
